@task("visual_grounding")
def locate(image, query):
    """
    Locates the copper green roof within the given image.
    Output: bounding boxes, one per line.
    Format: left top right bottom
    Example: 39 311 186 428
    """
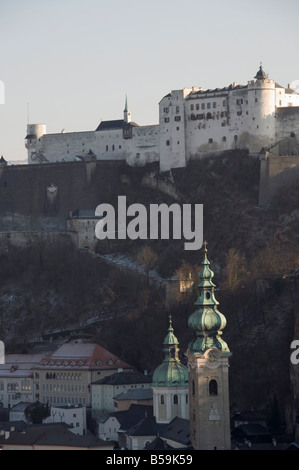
152 316 188 388
188 242 230 354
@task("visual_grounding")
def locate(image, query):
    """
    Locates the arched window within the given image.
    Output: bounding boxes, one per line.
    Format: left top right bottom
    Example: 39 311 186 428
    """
160 394 165 405
173 394 178 405
192 380 195 395
209 379 218 396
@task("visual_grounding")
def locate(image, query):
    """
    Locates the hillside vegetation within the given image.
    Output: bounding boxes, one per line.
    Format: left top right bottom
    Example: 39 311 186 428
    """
1 150 299 430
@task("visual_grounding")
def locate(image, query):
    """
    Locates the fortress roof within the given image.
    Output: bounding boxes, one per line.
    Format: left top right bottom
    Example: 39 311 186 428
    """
187 83 247 98
95 120 139 131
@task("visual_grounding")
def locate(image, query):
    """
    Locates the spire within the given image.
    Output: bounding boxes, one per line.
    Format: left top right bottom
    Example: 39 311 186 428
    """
124 94 129 113
188 242 229 354
162 315 180 363
124 95 131 123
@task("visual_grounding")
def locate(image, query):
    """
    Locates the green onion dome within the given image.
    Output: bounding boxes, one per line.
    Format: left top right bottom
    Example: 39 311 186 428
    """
188 242 230 354
152 316 188 388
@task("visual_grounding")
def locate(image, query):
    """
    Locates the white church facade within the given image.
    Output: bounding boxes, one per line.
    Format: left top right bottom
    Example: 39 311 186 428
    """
25 66 299 172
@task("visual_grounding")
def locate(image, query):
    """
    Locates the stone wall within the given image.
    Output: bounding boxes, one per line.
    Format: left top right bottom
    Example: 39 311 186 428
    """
259 153 299 205
0 160 125 231
0 230 77 250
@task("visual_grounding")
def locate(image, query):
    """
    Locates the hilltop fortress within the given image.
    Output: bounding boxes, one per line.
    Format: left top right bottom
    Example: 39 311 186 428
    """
26 66 299 172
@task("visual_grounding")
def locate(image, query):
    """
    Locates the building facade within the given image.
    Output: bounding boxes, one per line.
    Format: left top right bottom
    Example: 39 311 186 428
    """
49 404 87 436
32 342 133 407
91 371 152 413
0 354 44 408
25 66 299 172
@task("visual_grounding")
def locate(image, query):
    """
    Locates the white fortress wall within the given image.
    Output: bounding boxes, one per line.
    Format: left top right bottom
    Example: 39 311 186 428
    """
94 128 127 160
126 124 160 166
28 130 96 163
25 67 299 170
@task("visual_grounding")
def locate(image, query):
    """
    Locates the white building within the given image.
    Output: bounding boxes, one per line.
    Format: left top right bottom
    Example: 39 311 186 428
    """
49 404 87 436
9 402 32 423
25 66 299 172
0 354 44 408
91 371 152 413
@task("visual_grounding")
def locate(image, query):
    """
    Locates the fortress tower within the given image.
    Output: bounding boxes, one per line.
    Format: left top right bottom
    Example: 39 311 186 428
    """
187 243 231 450
247 64 276 153
152 316 189 424
25 124 47 163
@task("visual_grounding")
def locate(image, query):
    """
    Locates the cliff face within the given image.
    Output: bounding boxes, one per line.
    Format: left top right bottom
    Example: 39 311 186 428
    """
224 277 299 433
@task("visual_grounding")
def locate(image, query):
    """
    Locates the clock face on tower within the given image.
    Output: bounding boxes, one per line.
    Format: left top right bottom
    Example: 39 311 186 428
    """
206 349 220 368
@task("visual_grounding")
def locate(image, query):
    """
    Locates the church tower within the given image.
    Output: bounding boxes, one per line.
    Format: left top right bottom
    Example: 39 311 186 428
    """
124 95 131 124
187 242 231 450
152 316 189 424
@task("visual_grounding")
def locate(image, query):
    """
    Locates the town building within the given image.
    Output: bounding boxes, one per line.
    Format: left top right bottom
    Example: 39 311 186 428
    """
0 354 44 408
32 342 134 407
113 388 153 411
9 402 31 424
0 422 114 450
91 371 152 413
47 404 87 436
25 65 299 172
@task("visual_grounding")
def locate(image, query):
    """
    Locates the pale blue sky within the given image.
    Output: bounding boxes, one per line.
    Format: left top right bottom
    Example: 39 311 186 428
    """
0 0 299 161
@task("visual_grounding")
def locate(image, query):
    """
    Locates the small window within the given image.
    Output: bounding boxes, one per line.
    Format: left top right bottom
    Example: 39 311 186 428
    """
208 138 213 144
207 103 211 109
173 394 178 405
213 102 216 108
166 140 170 146
222 136 226 142
161 395 165 405
209 379 218 396
202 103 205 110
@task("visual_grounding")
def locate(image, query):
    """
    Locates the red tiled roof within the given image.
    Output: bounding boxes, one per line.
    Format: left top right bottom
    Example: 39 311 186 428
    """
35 343 133 371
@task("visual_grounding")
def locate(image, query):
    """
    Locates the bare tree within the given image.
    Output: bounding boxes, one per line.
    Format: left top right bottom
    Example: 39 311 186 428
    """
137 246 158 287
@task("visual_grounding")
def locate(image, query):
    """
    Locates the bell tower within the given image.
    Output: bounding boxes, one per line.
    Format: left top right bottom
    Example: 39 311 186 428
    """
187 242 231 450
